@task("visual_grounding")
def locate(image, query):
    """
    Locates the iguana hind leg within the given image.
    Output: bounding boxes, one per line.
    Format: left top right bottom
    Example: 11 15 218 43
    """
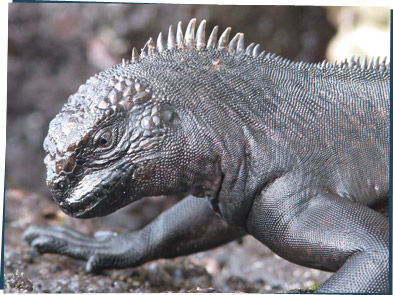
246 185 389 293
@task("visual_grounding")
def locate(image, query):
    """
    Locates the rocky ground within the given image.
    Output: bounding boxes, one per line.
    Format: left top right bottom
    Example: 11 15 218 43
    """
4 189 330 293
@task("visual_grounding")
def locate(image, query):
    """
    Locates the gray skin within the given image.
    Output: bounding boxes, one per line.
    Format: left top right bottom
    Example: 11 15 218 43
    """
23 19 390 293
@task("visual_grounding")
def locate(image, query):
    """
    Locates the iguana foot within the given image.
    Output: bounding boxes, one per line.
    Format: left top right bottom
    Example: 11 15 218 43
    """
22 225 142 273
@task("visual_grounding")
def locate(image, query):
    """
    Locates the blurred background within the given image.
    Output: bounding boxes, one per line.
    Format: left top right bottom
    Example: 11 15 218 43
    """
5 3 391 293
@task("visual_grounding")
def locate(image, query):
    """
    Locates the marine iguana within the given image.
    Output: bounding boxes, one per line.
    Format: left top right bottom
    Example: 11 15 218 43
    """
23 19 390 293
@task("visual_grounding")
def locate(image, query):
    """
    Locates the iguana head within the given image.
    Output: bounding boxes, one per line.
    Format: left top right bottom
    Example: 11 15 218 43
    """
44 72 184 218
44 19 239 218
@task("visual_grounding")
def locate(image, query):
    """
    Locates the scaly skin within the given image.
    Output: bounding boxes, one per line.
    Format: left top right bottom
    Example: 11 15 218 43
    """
23 19 389 293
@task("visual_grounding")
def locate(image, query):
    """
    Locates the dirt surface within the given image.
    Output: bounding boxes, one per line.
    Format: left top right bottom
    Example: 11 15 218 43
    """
4 189 330 293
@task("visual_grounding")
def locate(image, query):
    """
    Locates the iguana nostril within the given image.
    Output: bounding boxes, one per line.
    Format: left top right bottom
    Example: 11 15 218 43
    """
46 179 53 189
55 154 76 174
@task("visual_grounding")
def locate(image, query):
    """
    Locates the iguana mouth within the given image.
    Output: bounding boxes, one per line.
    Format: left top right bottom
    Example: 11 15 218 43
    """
56 186 128 219
58 192 101 218
46 174 101 218
51 161 136 218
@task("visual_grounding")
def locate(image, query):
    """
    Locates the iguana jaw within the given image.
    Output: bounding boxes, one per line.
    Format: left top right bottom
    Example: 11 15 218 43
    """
48 159 137 218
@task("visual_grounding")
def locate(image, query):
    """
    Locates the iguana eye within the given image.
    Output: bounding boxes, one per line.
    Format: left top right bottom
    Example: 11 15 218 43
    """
96 131 112 148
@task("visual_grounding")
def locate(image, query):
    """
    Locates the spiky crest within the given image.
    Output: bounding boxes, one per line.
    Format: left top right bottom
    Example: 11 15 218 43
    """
129 18 390 74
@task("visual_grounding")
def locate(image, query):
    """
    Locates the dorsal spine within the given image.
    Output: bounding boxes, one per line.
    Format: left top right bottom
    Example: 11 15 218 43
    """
129 18 390 74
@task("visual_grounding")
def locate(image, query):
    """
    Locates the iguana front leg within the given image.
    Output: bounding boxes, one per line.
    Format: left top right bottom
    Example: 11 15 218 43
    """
23 196 245 273
246 179 389 293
